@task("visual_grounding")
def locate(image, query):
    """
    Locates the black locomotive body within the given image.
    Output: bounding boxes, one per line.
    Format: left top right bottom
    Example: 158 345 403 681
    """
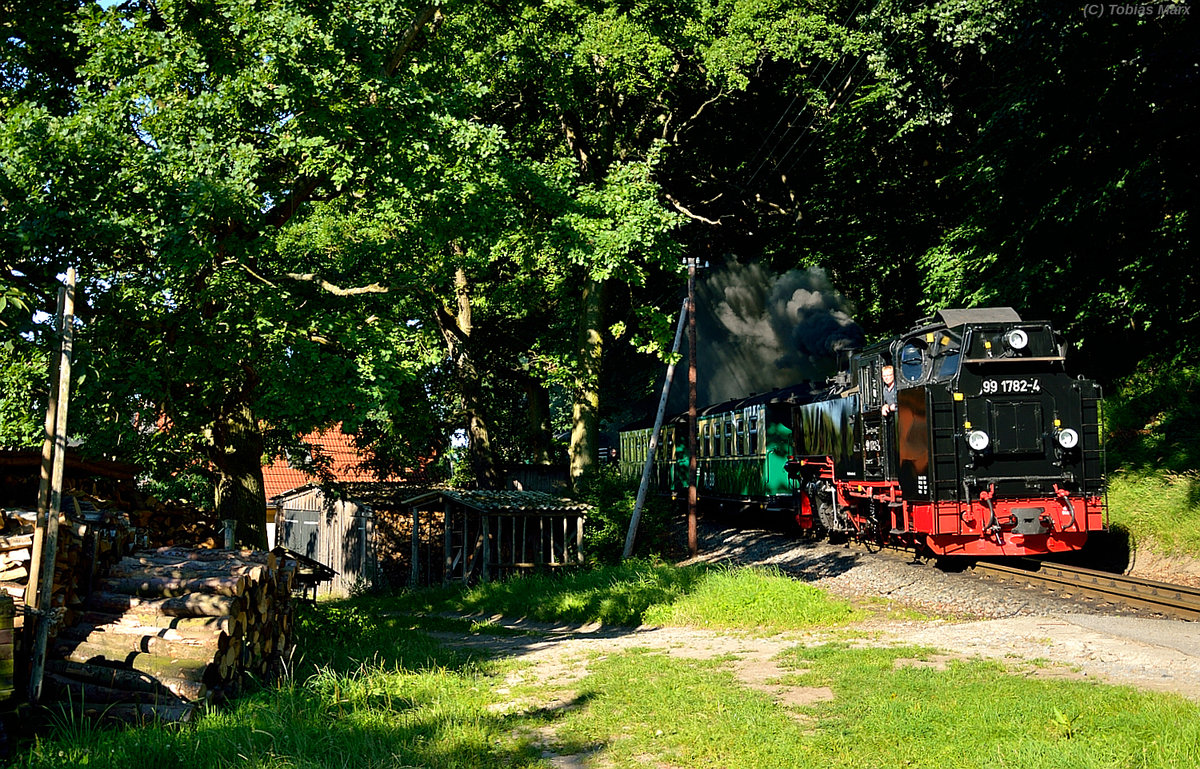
621 307 1106 557
788 307 1104 556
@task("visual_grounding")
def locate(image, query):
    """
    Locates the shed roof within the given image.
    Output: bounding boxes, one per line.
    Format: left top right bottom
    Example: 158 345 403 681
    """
402 489 592 515
262 425 405 501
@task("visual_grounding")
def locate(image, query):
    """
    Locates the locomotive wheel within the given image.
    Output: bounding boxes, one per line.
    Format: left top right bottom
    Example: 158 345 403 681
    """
811 482 842 534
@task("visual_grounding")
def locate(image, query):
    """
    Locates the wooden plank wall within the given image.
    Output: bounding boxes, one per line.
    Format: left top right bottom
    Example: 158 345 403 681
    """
277 488 376 597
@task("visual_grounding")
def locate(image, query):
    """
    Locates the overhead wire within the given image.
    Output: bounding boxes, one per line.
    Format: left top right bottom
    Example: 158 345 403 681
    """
743 0 868 187
750 0 910 188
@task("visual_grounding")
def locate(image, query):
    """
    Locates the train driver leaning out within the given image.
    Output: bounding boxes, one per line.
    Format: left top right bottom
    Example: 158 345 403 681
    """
881 364 898 417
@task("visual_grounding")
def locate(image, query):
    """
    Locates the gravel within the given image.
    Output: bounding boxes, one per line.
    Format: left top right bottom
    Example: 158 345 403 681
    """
682 517 1114 619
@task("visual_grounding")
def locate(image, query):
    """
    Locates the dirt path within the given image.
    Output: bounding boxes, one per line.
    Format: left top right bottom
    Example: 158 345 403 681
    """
436 612 1200 712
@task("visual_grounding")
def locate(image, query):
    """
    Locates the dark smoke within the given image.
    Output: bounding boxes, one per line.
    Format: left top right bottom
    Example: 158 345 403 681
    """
675 260 863 408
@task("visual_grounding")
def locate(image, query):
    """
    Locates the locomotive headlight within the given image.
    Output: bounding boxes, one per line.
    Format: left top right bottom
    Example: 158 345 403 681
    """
1004 329 1029 350
1056 428 1080 449
966 430 991 451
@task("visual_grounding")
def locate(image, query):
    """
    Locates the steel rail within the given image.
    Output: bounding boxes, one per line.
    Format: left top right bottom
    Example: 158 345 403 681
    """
971 559 1200 620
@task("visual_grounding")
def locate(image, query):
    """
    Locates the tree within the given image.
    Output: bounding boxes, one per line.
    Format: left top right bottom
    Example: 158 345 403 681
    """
1 0 445 545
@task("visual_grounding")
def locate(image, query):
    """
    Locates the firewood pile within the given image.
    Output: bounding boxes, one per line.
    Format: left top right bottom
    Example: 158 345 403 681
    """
1 503 133 634
48 547 297 723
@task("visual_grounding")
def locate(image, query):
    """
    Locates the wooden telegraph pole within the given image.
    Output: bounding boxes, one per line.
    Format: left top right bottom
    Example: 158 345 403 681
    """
686 257 700 557
25 268 77 705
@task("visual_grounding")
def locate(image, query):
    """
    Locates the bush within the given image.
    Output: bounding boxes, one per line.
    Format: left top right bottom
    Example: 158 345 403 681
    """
574 464 675 563
1104 356 1200 473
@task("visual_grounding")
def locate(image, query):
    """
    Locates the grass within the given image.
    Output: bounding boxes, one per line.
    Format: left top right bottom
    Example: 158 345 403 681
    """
1106 469 1200 557
13 563 1200 768
362 561 863 631
776 642 1200 768
544 643 1200 769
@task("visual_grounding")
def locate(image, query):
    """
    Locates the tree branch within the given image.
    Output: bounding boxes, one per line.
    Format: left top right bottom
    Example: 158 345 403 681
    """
665 194 722 225
384 3 442 76
284 273 391 296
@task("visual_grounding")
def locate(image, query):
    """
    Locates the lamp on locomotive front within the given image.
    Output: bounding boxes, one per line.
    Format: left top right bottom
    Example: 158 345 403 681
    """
966 429 991 452
1056 427 1080 449
1004 328 1029 351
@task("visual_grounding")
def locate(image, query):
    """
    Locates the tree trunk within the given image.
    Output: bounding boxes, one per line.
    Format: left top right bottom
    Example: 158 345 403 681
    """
569 278 605 486
520 371 554 465
207 401 269 549
435 266 502 489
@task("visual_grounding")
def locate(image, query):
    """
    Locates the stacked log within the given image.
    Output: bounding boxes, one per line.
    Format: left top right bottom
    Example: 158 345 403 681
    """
48 547 296 722
1 513 92 619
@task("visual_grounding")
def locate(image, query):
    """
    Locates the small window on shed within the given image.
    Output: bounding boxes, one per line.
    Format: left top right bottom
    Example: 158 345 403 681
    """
749 416 760 455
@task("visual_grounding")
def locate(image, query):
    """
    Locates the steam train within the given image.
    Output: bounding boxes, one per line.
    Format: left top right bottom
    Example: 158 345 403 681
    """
618 307 1105 557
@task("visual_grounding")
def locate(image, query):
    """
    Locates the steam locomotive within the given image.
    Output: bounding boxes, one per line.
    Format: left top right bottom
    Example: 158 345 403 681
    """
618 307 1105 557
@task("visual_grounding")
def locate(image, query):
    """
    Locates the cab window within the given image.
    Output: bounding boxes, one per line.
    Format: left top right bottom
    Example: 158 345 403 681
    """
899 341 928 383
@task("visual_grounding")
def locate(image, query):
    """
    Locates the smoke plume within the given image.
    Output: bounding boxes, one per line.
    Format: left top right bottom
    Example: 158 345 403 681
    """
675 260 863 408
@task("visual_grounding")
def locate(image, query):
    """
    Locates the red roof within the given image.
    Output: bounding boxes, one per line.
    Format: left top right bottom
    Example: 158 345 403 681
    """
262 426 403 500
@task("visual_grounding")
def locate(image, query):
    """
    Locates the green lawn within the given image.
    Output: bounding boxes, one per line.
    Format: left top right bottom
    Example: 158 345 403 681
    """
15 563 1200 769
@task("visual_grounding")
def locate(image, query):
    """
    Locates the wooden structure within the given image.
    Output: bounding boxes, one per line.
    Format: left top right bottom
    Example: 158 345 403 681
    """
403 490 591 586
274 485 374 597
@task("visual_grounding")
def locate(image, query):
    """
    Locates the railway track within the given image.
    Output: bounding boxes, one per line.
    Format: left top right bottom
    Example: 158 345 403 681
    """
970 558 1200 620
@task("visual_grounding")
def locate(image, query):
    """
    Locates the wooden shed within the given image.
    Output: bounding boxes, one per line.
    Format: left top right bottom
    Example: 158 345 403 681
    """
273 485 376 598
403 490 591 586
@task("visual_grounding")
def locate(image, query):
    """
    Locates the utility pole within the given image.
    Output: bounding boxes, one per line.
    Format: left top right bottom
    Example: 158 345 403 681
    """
686 257 700 557
26 268 76 705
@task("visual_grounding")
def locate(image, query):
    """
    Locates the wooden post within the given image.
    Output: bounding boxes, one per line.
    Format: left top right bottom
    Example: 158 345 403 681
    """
411 508 420 587
624 298 687 558
576 516 584 564
442 503 452 586
27 268 76 705
537 517 544 567
481 515 491 583
687 259 699 557
24 285 66 612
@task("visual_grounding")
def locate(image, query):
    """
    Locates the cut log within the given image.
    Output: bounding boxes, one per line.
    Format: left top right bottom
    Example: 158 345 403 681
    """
97 575 247 599
86 591 245 619
58 624 230 659
45 660 207 702
108 560 267 582
0 534 34 552
80 702 196 725
77 611 241 638
44 672 191 705
53 639 217 683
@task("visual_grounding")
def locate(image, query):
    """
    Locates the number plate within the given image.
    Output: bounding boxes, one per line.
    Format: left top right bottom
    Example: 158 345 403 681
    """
980 378 1042 395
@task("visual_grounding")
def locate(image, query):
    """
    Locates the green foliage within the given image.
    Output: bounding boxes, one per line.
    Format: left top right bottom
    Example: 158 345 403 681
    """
451 560 707 626
573 464 674 562
1104 357 1200 473
774 642 1200 768
1106 471 1200 558
0 342 47 448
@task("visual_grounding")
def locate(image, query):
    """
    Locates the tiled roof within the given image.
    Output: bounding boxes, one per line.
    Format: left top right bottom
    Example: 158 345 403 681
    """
402 489 592 515
262 426 403 501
